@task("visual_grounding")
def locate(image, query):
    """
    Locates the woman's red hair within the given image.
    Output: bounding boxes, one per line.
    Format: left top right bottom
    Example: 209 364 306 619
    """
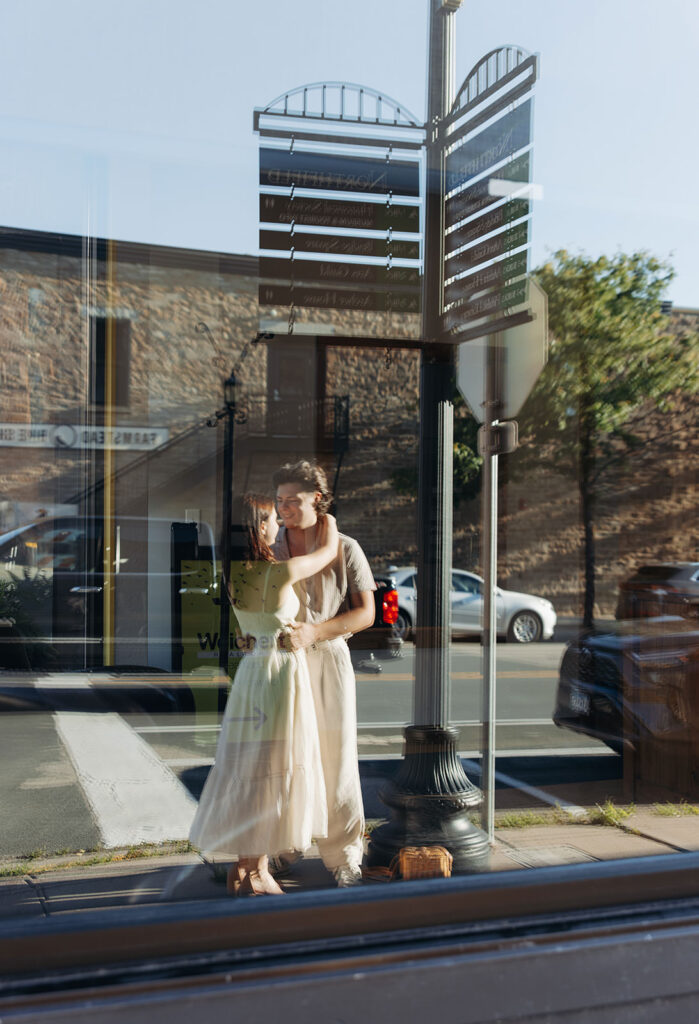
230 493 276 563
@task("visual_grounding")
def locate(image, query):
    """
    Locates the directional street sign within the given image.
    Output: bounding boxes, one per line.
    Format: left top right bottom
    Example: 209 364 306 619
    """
256 86 423 328
445 277 526 331
259 229 419 260
260 148 420 196
445 100 532 193
259 194 421 233
456 277 548 422
445 152 530 228
442 82 534 343
259 282 421 314
445 220 529 277
445 198 529 254
444 251 527 307
259 257 419 288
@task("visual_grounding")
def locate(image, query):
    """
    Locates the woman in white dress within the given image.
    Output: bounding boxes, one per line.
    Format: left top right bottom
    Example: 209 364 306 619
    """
189 493 339 896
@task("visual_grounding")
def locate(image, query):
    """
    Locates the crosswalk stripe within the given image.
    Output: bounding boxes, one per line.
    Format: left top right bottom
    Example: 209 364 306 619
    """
54 712 197 849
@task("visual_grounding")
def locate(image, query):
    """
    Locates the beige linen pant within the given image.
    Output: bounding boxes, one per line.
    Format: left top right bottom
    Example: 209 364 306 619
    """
305 637 365 871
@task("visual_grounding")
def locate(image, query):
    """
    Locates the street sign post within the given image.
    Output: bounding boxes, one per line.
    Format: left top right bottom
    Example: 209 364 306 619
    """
254 21 540 871
443 46 540 842
457 276 548 843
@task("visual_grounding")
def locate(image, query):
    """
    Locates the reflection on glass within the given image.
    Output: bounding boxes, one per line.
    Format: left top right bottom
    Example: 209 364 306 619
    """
0 0 697 944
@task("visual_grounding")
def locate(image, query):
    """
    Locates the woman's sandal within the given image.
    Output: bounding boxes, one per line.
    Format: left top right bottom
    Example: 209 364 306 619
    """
239 869 285 896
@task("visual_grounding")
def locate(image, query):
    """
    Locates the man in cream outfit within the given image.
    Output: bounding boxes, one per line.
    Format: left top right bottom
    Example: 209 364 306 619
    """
272 460 374 886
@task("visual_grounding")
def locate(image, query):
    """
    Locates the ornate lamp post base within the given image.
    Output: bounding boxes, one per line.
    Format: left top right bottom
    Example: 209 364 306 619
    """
366 726 491 874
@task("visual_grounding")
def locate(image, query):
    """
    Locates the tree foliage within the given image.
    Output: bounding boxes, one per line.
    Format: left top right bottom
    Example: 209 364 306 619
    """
390 394 483 505
522 250 695 475
519 249 697 624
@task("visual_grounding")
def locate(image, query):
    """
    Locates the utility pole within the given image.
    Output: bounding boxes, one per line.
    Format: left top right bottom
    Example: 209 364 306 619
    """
480 334 502 842
367 0 489 874
218 370 237 675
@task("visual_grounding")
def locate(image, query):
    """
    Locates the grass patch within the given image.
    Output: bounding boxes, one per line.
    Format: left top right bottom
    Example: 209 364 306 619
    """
0 864 33 878
495 810 554 829
551 804 587 825
492 804 587 829
21 847 48 861
652 801 699 817
588 800 636 828
0 840 196 879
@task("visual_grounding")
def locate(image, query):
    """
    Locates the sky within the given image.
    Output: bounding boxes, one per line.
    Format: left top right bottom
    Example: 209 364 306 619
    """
1 0 698 304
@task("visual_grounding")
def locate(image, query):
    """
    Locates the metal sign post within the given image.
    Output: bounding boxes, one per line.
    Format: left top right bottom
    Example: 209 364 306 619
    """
459 279 548 841
365 0 491 875
480 333 501 842
253 7 542 872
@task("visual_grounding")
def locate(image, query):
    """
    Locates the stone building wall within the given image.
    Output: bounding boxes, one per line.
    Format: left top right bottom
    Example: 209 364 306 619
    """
1 227 695 619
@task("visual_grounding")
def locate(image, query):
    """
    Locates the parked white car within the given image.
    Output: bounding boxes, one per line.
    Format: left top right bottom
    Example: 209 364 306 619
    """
385 566 556 644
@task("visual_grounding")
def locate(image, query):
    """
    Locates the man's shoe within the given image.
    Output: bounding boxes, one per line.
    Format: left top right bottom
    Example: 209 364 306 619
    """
333 865 362 888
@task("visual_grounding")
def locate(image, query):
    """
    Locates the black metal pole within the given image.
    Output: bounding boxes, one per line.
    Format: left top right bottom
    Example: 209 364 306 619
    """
218 379 235 675
367 0 489 874
480 334 503 841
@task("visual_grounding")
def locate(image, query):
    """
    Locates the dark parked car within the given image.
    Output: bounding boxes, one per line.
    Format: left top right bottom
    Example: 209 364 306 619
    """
0 515 218 672
553 618 699 757
615 562 699 621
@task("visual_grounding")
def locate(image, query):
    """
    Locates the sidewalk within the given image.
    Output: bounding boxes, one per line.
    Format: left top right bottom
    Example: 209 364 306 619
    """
2 793 697 921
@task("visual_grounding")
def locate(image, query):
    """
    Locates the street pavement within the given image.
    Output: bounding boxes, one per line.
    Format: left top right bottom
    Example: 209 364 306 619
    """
1 794 698 924
0 637 611 860
0 621 679 879
1 624 698 924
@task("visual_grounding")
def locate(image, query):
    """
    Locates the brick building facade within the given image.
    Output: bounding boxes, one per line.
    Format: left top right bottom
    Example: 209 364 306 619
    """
1 226 696 633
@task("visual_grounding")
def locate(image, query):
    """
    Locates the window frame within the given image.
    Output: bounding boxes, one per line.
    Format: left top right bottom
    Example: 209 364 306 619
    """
2 851 699 987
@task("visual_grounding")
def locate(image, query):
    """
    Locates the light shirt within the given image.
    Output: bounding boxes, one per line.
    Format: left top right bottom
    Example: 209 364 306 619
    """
272 528 375 624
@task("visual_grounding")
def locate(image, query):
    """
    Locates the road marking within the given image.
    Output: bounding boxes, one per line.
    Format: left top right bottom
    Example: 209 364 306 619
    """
136 717 571 735
357 717 563 729
135 724 220 734
462 757 587 818
359 746 611 762
165 757 215 768
54 712 197 848
356 670 558 681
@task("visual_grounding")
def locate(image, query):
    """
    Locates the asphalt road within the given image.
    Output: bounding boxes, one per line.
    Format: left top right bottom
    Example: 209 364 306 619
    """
0 640 613 859
354 639 563 723
353 639 602 757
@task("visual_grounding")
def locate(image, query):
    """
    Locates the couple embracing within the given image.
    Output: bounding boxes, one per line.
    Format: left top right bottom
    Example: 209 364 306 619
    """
190 460 375 895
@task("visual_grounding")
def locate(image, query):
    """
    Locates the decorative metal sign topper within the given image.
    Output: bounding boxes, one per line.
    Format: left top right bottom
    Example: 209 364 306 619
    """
254 47 538 342
254 83 423 335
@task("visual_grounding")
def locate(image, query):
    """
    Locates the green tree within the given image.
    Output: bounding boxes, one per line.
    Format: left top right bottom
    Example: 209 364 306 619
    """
520 250 697 627
390 393 483 505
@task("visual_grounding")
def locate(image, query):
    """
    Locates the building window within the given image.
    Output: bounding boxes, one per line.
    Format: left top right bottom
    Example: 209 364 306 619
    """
89 317 131 408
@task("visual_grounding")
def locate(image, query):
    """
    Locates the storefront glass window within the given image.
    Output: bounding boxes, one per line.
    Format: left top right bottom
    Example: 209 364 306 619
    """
0 0 697 969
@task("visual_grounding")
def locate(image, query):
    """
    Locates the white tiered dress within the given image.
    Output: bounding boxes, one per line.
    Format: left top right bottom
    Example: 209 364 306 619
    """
189 570 327 858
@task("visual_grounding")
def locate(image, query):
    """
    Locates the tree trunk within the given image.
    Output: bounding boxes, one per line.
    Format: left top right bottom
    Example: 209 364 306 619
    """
579 412 596 629
580 478 596 629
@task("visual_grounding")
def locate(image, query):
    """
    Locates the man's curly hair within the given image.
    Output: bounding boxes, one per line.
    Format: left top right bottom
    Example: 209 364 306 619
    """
272 460 333 515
